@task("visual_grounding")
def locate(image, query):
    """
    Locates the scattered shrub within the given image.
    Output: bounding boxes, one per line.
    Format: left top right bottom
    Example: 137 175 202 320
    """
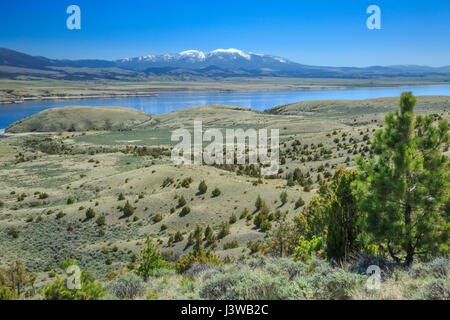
181 177 193 188
178 195 187 207
414 278 450 300
239 208 248 220
212 188 221 197
179 206 191 217
223 240 239 250
7 228 19 239
153 214 163 223
162 176 174 187
122 201 134 217
85 208 96 220
198 181 208 194
295 196 305 209
217 222 230 239
280 191 288 206
96 214 106 226
174 231 184 242
106 273 146 300
38 192 49 199
56 211 66 219
199 270 299 300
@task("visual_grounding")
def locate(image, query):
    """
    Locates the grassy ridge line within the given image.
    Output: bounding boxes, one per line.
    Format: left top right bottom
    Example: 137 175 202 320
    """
266 95 450 116
5 106 152 133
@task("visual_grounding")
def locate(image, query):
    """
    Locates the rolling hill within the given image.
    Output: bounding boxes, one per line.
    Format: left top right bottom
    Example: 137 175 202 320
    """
5 106 152 133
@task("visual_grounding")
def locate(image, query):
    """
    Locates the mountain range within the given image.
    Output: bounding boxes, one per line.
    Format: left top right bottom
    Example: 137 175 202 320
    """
1 47 450 81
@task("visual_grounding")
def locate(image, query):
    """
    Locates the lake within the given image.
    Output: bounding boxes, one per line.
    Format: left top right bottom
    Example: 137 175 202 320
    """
1 83 450 129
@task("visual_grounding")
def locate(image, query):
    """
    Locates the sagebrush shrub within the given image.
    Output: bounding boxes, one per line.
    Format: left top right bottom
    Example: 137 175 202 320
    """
184 263 224 279
414 278 450 300
106 273 146 300
310 268 364 300
427 257 449 278
199 270 300 300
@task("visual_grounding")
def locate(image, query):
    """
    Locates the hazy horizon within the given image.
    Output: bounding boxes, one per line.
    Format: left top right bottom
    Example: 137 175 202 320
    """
2 46 450 69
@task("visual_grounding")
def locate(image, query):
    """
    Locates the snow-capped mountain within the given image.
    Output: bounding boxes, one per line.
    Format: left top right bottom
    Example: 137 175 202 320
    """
1 47 450 80
116 48 302 71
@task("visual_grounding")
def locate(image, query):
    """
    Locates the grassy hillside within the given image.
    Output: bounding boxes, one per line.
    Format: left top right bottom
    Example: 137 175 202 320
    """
266 95 450 116
0 95 448 300
5 106 152 133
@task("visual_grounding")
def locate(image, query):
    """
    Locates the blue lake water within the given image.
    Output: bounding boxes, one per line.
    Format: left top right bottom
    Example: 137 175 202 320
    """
1 83 450 129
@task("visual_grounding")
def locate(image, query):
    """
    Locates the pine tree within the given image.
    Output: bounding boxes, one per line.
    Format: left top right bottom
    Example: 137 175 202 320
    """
326 168 360 262
174 231 184 242
123 200 134 217
255 195 263 211
268 211 293 257
212 187 221 197
0 260 36 298
294 196 305 209
354 92 449 266
192 225 204 256
137 237 167 280
178 195 186 207
280 191 288 206
218 221 230 239
85 207 96 220
198 180 208 194
204 225 213 240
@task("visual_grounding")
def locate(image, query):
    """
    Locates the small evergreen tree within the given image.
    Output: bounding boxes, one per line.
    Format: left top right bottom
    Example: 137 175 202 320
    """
179 206 191 217
204 225 213 240
136 237 168 280
85 208 96 220
122 201 134 217
178 195 186 207
96 214 106 226
218 221 230 239
192 225 204 256
280 191 288 206
174 231 184 242
326 168 360 262
294 196 305 209
212 187 221 197
354 92 449 266
255 195 263 211
268 211 292 257
198 180 208 194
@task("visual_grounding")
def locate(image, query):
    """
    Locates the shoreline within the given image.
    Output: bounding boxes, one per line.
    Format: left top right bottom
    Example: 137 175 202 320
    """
0 92 160 105
2 81 449 105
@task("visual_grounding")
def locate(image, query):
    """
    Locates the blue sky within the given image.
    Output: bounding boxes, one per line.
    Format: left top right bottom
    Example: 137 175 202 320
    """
1 0 449 67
